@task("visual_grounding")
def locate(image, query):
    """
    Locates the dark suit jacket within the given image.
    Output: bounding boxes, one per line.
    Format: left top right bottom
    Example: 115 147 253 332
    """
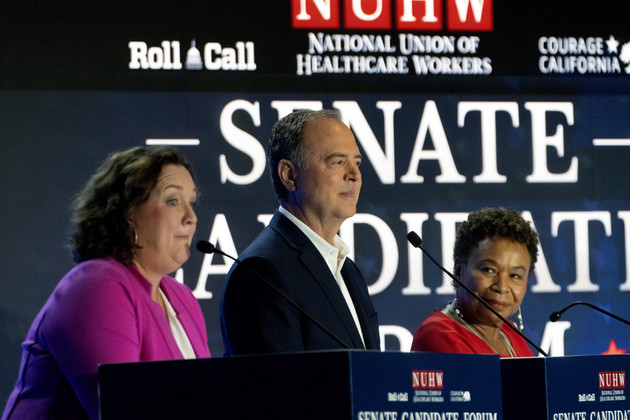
220 211 380 355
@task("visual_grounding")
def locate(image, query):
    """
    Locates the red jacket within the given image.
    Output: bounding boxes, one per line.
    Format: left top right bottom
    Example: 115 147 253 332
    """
411 310 535 357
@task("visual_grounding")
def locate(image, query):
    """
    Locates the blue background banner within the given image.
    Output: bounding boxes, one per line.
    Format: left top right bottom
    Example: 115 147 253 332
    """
1 0 630 406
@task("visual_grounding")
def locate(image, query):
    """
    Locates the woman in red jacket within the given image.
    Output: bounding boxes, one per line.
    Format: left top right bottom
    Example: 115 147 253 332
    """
411 207 538 358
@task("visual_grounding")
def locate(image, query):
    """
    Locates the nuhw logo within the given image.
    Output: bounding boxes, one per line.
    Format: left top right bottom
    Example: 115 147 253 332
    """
599 371 626 390
291 0 493 31
412 370 444 390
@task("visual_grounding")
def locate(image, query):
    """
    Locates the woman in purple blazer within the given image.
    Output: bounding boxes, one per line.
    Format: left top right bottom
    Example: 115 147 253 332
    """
2 146 211 420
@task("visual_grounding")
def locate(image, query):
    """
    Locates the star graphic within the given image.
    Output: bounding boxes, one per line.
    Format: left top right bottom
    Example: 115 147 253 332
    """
602 339 626 355
606 35 619 54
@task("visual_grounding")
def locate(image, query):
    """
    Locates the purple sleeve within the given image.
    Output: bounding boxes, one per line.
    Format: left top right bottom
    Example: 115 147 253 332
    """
41 262 142 419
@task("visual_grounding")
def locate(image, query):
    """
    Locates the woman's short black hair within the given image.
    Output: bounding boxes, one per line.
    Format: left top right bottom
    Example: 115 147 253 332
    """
454 207 539 272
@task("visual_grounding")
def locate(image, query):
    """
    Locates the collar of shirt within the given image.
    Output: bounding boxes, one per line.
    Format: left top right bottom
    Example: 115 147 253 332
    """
278 206 366 347
278 206 349 276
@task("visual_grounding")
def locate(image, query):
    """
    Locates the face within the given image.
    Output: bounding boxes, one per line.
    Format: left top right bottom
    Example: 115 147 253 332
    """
289 117 362 234
455 237 530 328
132 164 197 279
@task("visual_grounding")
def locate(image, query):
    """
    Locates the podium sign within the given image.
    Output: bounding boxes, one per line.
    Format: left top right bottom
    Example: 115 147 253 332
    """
99 350 503 419
501 354 630 420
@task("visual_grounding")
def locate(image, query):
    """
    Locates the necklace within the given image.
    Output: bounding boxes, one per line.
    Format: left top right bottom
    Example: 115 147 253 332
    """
445 300 517 357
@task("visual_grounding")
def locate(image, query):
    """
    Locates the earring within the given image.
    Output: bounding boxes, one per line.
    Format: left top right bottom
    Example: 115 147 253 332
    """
128 219 138 246
452 299 464 319
517 307 524 331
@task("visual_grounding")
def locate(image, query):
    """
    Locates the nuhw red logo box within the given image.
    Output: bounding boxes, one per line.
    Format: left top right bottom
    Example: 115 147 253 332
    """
291 0 493 31
599 371 626 390
412 370 444 390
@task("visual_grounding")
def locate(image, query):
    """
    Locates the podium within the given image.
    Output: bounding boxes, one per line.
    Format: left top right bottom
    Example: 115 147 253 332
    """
501 354 630 420
99 350 503 419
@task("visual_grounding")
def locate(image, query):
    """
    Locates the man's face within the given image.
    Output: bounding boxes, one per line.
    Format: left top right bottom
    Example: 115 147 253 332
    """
292 117 362 233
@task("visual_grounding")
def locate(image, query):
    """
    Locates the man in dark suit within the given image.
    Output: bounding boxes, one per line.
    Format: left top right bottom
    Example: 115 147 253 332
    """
220 109 380 355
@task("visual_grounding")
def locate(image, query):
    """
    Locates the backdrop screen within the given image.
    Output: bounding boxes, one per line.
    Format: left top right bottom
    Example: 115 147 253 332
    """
1 0 630 404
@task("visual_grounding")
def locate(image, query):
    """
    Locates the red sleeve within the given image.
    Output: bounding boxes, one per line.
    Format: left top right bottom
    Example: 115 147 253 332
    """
410 311 495 354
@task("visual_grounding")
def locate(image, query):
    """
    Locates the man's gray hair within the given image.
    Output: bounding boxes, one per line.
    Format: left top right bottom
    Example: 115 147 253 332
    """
267 109 342 200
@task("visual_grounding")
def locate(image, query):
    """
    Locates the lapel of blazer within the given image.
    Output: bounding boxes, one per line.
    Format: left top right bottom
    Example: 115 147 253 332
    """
340 261 378 349
270 212 366 348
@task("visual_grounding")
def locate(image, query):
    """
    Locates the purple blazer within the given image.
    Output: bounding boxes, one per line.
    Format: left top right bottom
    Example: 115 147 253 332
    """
2 258 210 420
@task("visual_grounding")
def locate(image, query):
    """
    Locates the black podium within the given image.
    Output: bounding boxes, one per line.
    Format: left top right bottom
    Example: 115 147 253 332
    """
99 350 503 419
501 354 630 420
